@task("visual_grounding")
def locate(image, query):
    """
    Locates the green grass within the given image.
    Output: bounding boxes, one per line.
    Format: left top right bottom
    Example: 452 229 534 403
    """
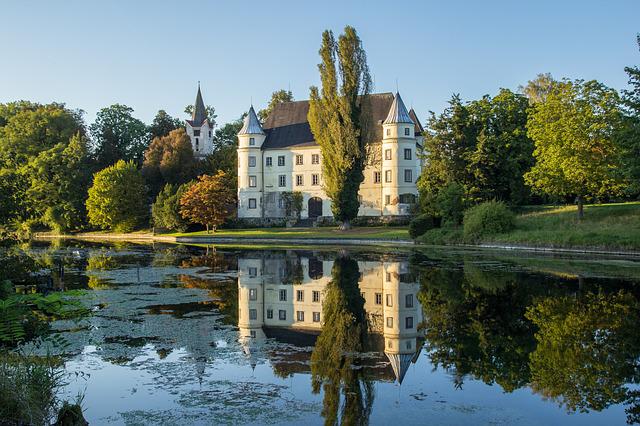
167 226 410 241
418 202 640 251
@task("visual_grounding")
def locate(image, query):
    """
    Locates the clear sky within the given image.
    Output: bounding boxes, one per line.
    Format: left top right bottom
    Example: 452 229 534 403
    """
1 0 638 127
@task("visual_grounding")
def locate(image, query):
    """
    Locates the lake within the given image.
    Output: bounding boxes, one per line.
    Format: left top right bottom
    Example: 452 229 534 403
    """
14 240 640 425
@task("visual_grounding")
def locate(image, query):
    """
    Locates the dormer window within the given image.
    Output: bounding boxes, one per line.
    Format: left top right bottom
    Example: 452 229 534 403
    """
249 137 255 146
404 127 410 136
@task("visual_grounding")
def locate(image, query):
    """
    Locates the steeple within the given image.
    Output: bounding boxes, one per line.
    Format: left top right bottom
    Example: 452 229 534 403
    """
383 91 414 125
385 352 414 384
192 83 207 126
238 105 264 135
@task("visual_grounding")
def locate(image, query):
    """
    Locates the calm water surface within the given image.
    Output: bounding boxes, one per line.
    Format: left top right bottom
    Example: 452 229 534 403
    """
14 241 640 425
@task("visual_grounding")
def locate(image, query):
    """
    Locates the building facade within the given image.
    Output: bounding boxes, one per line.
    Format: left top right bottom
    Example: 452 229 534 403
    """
185 85 214 158
237 92 424 222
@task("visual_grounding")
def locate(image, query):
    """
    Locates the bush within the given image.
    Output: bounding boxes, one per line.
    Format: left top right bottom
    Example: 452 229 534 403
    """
463 200 515 242
409 214 441 239
435 182 465 225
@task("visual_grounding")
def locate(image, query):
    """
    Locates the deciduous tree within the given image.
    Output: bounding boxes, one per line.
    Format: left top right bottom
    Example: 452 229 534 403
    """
179 171 235 233
149 110 183 140
519 73 557 104
308 26 372 229
90 104 148 168
258 89 294 122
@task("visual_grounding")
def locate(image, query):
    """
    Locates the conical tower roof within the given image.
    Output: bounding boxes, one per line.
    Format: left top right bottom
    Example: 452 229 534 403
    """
385 352 414 384
238 105 264 135
192 84 208 126
383 91 414 125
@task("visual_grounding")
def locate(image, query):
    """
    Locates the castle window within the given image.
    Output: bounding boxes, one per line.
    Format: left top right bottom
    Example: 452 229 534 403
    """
209 131 212 137
312 174 319 186
267 309 273 319
249 176 257 187
404 127 411 136
296 311 304 321
312 154 320 164
374 171 381 184
406 341 412 350
279 310 287 320
195 138 199 151
248 156 256 167
386 317 393 328
399 193 416 204
386 128 391 136
313 291 320 302
385 170 392 183
249 267 257 277
278 156 285 166
296 290 304 302
386 272 392 282
385 195 391 205
385 149 392 160
193 130 201 137
313 312 321 322
266 157 272 167
406 294 414 308
248 198 257 209
249 137 255 146
405 316 414 329
375 293 382 305
404 148 412 160
296 175 303 186
279 289 287 301
386 294 393 307
295 154 303 165
404 169 413 183
278 175 286 187
249 309 257 320
249 288 257 300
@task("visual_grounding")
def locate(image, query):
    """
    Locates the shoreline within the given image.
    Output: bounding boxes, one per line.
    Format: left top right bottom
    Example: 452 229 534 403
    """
33 232 640 258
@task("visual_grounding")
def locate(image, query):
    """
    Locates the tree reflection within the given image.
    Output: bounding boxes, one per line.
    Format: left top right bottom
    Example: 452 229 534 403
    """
310 254 374 426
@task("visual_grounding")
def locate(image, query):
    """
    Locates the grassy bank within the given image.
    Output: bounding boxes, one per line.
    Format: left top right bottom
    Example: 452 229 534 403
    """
168 226 410 241
418 202 640 251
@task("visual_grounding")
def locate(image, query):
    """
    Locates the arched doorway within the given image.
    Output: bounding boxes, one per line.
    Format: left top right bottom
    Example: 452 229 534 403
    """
308 197 323 219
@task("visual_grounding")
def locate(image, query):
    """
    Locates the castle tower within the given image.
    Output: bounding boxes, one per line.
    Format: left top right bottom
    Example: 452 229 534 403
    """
185 84 214 158
381 92 418 215
237 106 265 218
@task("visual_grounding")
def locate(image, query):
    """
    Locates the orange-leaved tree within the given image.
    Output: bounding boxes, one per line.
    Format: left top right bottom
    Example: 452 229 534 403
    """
179 171 236 233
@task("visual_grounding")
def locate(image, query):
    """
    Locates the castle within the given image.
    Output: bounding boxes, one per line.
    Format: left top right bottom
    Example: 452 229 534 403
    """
186 87 424 222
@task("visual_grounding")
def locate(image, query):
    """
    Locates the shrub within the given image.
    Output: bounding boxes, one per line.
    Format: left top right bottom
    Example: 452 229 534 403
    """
435 182 465 225
409 214 441 239
463 200 515 242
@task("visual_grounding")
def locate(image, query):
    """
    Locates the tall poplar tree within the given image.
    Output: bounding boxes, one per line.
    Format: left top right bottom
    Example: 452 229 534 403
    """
308 26 372 230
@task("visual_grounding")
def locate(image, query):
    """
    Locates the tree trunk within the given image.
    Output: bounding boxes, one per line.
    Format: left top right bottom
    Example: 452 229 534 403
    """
576 196 584 220
206 224 210 234
339 220 351 231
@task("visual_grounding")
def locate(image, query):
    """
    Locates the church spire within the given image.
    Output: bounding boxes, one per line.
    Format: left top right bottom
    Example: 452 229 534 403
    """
192 83 207 126
238 105 264 135
383 91 414 125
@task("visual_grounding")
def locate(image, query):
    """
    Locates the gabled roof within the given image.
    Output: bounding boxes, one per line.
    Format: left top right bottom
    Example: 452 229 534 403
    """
261 93 396 150
408 108 424 135
383 92 414 125
191 85 208 127
238 105 265 135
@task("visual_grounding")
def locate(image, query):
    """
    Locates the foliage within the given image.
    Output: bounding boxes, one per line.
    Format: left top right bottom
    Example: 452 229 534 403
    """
148 109 183 140
519 73 557 104
526 291 640 413
409 213 441 239
310 254 374 425
308 26 372 229
184 104 217 128
618 35 640 196
463 200 515 242
434 181 465 226
179 171 236 232
142 128 198 196
258 89 294 122
90 104 149 168
152 182 193 232
86 160 148 232
524 80 625 217
0 168 27 226
418 89 534 207
280 191 303 219
202 116 244 183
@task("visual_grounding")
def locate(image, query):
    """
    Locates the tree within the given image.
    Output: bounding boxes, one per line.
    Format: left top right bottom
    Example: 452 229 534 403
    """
618 34 640 195
90 104 148 168
524 80 624 218
151 182 193 232
201 116 244 183
184 104 217 128
179 171 236 233
142 128 198 196
148 110 183 140
308 26 373 229
519 73 557 104
86 160 148 232
258 89 294 122
0 169 26 226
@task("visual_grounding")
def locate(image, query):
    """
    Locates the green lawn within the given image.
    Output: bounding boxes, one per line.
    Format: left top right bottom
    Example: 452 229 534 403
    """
168 226 410 241
419 202 640 251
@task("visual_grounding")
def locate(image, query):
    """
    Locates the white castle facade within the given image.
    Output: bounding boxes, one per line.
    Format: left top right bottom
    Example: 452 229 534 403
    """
235 92 424 222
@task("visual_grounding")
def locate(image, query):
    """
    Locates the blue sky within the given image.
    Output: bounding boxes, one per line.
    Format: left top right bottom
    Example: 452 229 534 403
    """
1 0 638 127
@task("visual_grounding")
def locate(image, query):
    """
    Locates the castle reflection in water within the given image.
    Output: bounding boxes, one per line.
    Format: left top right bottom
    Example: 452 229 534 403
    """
236 251 424 384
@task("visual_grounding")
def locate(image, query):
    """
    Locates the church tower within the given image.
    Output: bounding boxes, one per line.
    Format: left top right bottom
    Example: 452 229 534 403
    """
185 84 214 158
381 92 418 215
237 106 265 218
